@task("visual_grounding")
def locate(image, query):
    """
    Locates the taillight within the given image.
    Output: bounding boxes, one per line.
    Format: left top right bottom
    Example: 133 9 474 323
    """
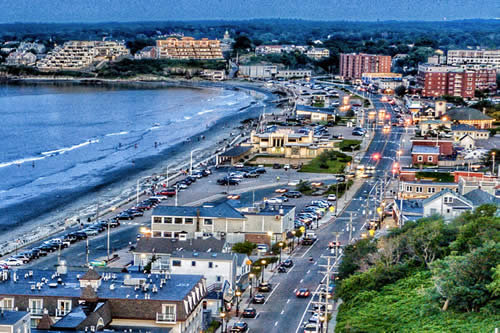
305 292 310 296
296 292 300 296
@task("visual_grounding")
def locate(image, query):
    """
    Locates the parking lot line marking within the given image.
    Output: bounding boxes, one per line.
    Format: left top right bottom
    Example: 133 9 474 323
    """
274 321 279 327
255 313 260 319
287 299 291 304
263 282 280 304
287 264 296 274
306 269 311 274
280 310 285 315
96 245 104 249
293 288 297 293
299 279 304 283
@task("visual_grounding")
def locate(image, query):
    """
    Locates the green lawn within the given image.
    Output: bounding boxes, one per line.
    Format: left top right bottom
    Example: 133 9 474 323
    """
416 171 454 183
299 150 351 174
339 139 361 152
335 271 498 333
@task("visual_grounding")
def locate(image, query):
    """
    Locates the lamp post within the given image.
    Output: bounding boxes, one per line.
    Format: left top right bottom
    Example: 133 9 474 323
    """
166 163 176 188
249 273 255 299
291 230 296 253
190 148 202 176
220 312 226 333
260 259 267 282
267 231 273 248
235 289 242 316
107 207 116 261
278 242 284 265
492 151 496 176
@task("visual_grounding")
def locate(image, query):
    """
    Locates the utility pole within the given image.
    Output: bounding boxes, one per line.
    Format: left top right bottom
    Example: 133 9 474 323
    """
317 255 337 333
348 213 354 243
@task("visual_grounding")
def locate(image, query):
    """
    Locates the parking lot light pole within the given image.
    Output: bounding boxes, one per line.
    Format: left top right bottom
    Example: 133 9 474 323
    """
291 230 296 253
190 148 202 176
220 312 226 333
278 242 284 265
235 289 242 316
249 273 255 299
166 163 176 188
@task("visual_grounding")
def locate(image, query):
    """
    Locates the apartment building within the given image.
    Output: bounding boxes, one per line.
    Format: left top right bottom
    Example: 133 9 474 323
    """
150 201 295 244
339 53 392 79
156 37 223 60
238 65 278 78
37 40 129 71
399 180 458 199
5 51 37 66
0 268 206 333
275 69 312 79
447 49 500 69
417 64 497 98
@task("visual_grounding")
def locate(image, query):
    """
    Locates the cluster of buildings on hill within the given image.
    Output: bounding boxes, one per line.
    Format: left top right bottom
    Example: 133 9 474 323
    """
254 44 330 60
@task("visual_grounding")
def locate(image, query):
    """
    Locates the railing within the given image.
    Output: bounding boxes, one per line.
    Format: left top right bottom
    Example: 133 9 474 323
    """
0 307 15 311
29 307 44 315
56 308 71 317
156 312 176 323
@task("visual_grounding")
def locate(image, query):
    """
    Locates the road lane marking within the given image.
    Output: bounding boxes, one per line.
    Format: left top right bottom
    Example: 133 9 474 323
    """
306 269 311 274
274 321 279 327
255 313 260 319
299 279 304 283
300 241 317 258
294 284 322 333
263 282 280 304
287 299 291 304
280 310 284 315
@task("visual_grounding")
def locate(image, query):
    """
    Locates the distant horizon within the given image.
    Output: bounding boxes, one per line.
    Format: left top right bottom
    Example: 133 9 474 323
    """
0 0 498 24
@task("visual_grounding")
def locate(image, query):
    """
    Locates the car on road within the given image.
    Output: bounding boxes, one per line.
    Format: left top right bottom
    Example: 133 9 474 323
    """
303 323 319 332
327 194 337 201
116 212 133 220
258 282 272 292
296 288 311 298
231 321 249 332
82 228 99 236
265 197 283 204
242 307 257 318
277 266 287 273
282 259 294 267
0 258 24 266
329 241 341 249
157 188 176 197
252 294 265 304
284 191 302 198
217 178 239 186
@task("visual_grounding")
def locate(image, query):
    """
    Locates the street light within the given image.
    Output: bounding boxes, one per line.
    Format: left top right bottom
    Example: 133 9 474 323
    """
220 312 226 333
166 163 176 188
492 151 496 176
278 242 284 265
190 148 202 176
267 231 273 247
107 206 116 261
260 259 267 282
235 289 242 316
291 230 296 252
249 273 255 299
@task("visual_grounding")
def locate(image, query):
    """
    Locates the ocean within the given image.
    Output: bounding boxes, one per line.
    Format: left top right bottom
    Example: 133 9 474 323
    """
0 82 261 234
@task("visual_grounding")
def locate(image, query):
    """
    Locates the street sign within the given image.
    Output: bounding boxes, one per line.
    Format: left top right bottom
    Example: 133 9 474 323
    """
299 226 306 233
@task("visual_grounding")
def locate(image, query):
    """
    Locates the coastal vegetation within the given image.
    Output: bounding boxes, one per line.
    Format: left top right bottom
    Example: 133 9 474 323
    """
335 205 500 332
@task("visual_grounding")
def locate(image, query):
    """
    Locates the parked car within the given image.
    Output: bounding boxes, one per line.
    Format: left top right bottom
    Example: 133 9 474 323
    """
277 266 287 273
258 282 272 292
282 259 294 267
252 294 265 304
0 258 24 266
272 163 281 169
242 308 257 318
116 212 133 220
284 191 302 198
231 321 249 332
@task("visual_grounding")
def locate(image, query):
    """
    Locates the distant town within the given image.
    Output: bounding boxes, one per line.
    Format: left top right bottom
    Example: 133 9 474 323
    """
0 19 498 333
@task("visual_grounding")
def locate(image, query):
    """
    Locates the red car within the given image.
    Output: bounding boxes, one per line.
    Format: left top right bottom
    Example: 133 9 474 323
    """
156 188 176 197
296 288 311 298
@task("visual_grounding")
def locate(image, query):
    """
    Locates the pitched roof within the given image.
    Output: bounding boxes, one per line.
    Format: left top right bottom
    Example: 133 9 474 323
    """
451 124 486 131
134 236 226 254
152 201 245 219
0 311 29 325
36 314 53 330
412 145 440 154
219 145 252 157
80 269 101 281
463 189 500 206
422 188 473 207
446 107 493 121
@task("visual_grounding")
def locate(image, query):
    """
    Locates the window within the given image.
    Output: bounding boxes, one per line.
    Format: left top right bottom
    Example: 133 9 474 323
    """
29 299 43 315
406 186 413 192
174 218 183 224
153 231 162 237
172 260 181 267
184 218 193 224
446 208 451 213
430 208 437 215
159 304 176 323
417 155 423 162
191 261 196 267
153 217 162 224
203 219 213 226
217 276 222 282
164 217 173 224
416 187 423 193
444 196 454 204
428 187 436 193
1 298 14 310
427 156 433 162
57 300 72 316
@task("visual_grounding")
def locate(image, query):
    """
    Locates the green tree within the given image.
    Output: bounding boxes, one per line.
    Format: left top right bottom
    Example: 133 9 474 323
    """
337 238 378 280
487 264 500 297
231 241 257 255
395 85 406 97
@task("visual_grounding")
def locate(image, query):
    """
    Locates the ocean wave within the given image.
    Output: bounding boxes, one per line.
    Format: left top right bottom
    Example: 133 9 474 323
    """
197 109 215 115
227 101 239 106
42 139 100 156
184 116 192 120
0 156 47 169
105 131 129 137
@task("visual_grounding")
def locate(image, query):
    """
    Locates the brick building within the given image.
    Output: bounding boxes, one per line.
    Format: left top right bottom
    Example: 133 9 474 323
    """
156 37 223 60
411 146 440 166
410 137 454 156
339 53 392 79
417 64 497 98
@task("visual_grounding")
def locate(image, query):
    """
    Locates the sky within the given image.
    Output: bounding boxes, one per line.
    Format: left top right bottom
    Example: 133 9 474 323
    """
0 0 498 23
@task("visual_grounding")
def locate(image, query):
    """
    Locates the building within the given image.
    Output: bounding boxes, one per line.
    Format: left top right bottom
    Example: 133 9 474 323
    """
0 311 30 333
220 30 234 53
201 69 226 81
422 189 474 221
447 49 500 69
216 146 252 165
445 107 494 129
451 124 490 141
238 65 278 79
156 37 223 60
249 128 338 159
410 137 454 156
399 180 458 199
150 201 295 244
417 64 497 98
37 40 129 71
0 268 206 332
306 48 330 60
411 146 440 166
132 237 250 291
134 46 157 59
418 120 452 136
275 69 312 79
361 72 403 85
295 104 337 123
457 134 475 150
255 45 286 55
339 53 392 79
5 51 37 66
17 42 46 54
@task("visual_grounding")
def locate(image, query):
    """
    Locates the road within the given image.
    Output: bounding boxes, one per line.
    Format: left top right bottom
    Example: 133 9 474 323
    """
241 93 403 333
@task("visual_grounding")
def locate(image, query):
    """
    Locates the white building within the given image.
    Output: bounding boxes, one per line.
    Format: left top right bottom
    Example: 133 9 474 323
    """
447 49 500 69
306 48 330 59
5 51 37 66
422 189 474 221
276 69 312 79
238 65 278 78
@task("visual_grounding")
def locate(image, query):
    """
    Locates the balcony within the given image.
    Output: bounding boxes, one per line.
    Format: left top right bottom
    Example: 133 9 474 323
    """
56 308 71 317
156 312 176 323
29 308 44 315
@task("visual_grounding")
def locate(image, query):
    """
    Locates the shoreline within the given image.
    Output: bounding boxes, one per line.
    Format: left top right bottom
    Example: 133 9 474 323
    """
0 79 284 255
